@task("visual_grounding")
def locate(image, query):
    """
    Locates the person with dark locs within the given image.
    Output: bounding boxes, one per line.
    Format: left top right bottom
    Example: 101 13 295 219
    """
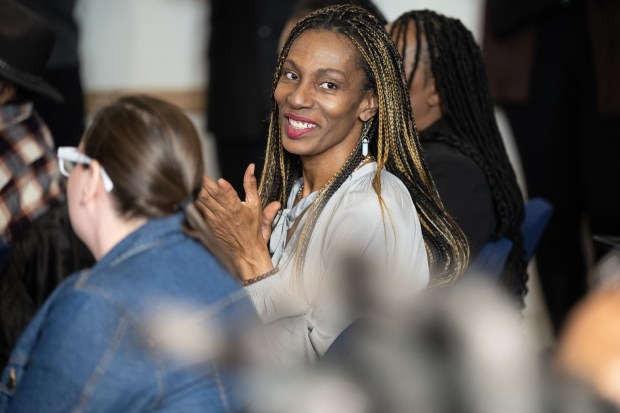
389 10 527 304
198 5 469 364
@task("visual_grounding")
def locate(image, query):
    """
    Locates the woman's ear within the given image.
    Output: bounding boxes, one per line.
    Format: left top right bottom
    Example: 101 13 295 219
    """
427 78 441 107
81 160 105 204
359 90 379 122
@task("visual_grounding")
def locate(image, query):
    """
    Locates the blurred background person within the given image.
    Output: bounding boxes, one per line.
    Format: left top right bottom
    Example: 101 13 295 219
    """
0 0 63 243
198 5 468 365
20 0 85 148
483 0 620 334
206 0 297 194
389 10 527 305
0 95 254 412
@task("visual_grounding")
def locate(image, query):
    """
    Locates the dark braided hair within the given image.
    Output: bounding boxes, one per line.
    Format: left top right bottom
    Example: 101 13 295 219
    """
259 5 469 286
390 10 528 303
290 0 387 25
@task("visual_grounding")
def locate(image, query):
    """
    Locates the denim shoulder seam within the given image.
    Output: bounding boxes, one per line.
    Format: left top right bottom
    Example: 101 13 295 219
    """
71 284 171 404
70 315 129 413
74 269 92 289
109 239 163 268
211 361 231 412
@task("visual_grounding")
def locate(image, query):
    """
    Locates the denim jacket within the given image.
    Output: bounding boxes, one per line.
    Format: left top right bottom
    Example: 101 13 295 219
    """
0 213 255 412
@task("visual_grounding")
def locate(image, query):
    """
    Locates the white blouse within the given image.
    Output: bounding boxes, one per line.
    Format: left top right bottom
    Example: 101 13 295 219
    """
245 162 429 364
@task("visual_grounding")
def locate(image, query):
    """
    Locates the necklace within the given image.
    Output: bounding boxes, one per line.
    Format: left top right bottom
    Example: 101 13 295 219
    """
295 183 304 203
295 155 375 204
355 154 375 171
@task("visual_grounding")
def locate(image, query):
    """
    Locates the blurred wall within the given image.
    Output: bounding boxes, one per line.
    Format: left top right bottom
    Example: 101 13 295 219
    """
74 0 486 113
76 0 208 112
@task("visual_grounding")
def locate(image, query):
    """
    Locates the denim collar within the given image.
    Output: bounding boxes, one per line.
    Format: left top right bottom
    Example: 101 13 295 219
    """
94 213 185 270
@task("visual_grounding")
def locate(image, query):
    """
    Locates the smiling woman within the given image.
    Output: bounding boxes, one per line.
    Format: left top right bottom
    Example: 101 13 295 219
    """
197 5 469 364
276 30 374 167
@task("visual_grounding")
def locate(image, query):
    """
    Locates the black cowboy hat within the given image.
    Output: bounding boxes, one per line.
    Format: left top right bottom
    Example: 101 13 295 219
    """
0 0 63 102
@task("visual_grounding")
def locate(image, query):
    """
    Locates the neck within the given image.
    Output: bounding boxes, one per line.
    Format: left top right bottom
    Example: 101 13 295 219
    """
298 128 363 196
88 207 147 261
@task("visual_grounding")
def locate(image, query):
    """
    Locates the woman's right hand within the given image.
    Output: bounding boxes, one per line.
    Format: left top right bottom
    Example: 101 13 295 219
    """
197 164 280 281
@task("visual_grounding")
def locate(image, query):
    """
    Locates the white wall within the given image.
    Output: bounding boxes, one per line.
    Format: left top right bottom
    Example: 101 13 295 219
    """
76 0 207 92
378 0 485 41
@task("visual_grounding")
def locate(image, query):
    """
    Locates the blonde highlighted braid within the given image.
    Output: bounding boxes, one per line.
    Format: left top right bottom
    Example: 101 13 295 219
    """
258 5 469 286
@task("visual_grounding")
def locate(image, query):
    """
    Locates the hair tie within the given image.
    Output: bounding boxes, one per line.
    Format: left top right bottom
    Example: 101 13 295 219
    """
177 188 200 211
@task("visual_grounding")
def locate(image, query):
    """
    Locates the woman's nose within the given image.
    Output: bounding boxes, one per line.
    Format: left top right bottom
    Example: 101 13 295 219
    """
287 81 313 108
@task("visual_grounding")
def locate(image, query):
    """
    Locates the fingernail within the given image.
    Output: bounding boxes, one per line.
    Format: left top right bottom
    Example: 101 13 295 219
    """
249 164 255 175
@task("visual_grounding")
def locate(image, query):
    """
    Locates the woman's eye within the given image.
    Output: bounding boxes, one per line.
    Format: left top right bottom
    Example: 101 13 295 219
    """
320 82 337 90
283 71 298 81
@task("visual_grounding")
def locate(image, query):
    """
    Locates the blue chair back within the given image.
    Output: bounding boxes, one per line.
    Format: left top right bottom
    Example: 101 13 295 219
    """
462 237 513 284
458 197 552 286
521 197 553 262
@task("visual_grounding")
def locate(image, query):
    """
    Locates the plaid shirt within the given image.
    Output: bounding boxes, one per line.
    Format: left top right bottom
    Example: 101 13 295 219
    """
0 102 63 242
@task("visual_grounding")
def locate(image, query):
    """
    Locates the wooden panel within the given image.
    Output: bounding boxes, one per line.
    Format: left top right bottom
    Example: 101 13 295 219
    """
85 89 206 114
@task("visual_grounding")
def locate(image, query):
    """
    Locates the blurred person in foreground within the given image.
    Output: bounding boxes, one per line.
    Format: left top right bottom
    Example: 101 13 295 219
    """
0 95 255 412
250 276 616 413
0 0 63 243
198 5 469 365
389 10 527 306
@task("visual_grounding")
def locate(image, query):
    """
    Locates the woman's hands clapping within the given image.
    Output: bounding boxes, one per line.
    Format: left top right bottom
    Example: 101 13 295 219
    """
196 164 281 281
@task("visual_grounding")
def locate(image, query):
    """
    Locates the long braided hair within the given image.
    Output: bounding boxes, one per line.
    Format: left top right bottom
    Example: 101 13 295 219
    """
259 5 469 286
390 10 527 302
289 0 387 25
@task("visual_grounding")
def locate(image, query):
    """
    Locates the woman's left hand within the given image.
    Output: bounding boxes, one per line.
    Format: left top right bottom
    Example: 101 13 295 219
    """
197 164 279 281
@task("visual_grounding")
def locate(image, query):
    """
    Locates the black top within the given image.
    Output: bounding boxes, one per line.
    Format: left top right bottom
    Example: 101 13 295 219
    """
420 118 496 257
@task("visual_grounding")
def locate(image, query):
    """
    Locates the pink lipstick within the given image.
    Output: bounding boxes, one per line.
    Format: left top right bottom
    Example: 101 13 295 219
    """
283 113 318 139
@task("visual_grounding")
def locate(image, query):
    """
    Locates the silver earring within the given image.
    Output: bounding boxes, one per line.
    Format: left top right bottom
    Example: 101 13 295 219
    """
361 121 370 156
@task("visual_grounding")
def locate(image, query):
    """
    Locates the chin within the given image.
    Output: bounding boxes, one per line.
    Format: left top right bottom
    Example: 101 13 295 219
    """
281 136 308 156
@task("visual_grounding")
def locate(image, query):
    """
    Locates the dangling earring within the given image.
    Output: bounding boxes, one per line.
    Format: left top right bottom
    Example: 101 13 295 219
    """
361 121 370 157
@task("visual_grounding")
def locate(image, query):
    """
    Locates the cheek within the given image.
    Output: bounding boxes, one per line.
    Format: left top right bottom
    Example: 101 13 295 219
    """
66 173 77 202
409 75 428 116
322 97 362 129
66 174 84 232
274 81 287 107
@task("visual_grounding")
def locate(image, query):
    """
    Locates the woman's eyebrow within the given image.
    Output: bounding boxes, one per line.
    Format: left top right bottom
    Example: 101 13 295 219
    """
316 68 347 78
283 58 346 78
282 57 298 69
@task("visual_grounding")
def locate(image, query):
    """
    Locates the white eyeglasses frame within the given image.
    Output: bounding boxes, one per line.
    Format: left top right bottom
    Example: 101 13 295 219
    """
57 146 114 192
